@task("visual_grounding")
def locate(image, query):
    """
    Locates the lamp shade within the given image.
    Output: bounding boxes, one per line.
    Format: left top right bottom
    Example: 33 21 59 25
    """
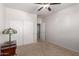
2 28 17 34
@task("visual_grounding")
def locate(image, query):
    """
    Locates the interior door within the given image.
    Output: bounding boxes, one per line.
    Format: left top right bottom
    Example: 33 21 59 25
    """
37 24 40 41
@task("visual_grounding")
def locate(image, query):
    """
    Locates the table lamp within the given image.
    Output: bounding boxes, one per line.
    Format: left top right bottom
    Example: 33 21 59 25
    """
2 28 17 43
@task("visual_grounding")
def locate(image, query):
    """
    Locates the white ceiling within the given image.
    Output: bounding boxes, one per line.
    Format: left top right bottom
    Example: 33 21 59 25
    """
4 3 77 18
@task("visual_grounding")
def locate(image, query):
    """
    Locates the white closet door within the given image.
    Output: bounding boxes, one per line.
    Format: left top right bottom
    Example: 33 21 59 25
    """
23 21 34 45
23 14 37 45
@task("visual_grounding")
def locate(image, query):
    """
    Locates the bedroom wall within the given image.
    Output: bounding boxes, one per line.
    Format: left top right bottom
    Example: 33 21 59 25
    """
0 4 5 44
0 4 37 46
44 4 79 52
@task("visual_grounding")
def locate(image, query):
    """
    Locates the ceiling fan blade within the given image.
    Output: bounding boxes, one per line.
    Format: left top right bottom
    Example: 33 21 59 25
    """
35 3 42 4
38 7 43 11
35 3 48 5
50 3 61 5
48 7 51 11
35 3 61 5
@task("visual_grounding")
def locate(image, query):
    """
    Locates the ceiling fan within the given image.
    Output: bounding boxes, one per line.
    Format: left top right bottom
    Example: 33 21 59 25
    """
35 3 61 11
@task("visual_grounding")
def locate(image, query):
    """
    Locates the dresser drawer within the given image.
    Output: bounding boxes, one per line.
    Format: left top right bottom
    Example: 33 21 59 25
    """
1 46 16 56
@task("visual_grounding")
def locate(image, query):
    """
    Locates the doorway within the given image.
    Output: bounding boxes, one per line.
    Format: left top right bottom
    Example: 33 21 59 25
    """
37 24 40 41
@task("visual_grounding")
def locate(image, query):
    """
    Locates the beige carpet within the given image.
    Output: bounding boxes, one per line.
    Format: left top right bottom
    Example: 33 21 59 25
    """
16 40 79 56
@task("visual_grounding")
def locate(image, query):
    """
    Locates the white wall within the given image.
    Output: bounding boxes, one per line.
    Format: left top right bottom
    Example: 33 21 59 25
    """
44 4 79 52
4 7 37 46
37 17 45 41
0 4 5 44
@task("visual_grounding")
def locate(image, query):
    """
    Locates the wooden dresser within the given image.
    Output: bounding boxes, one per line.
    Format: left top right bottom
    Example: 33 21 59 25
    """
0 41 17 56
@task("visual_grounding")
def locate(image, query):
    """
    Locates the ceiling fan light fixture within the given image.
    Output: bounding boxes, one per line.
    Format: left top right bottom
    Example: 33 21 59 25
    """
43 4 50 8
36 3 61 11
48 7 51 11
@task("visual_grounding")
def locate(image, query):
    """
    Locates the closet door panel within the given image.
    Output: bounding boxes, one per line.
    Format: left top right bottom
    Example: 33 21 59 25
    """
23 21 34 44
